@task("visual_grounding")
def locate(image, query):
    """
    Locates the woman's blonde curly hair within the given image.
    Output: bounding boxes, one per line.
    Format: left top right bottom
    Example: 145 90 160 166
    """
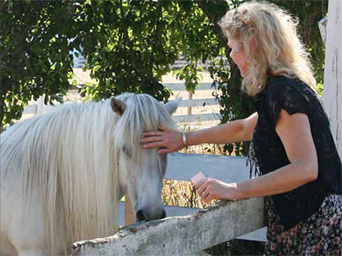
219 1 316 96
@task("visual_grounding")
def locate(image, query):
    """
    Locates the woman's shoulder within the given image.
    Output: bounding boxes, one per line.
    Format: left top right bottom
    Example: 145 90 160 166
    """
267 75 307 90
265 75 317 101
261 75 321 123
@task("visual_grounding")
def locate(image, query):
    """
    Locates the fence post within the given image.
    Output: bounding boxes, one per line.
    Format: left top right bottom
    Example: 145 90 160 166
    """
187 91 193 115
36 96 45 115
322 0 342 192
124 196 136 226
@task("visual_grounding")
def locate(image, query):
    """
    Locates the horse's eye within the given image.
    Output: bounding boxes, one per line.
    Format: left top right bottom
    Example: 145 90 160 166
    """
122 146 131 158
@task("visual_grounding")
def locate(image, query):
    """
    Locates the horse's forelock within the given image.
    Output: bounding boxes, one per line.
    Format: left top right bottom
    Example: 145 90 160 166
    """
113 94 176 153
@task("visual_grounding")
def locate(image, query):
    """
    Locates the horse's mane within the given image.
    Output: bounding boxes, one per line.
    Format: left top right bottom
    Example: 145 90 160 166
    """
0 93 175 254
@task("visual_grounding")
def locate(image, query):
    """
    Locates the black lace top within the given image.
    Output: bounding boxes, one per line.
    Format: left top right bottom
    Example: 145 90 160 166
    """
251 75 342 230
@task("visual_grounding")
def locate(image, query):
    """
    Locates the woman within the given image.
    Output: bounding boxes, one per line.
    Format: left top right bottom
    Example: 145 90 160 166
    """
141 1 342 255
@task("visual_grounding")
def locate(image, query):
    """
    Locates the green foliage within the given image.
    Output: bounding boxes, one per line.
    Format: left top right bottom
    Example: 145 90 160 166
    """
1 0 327 151
0 0 77 130
270 0 327 92
0 0 229 130
170 0 228 93
77 0 228 99
77 0 176 101
209 55 255 156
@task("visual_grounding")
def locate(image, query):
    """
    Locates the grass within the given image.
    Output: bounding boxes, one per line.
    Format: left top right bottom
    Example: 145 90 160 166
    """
162 179 219 209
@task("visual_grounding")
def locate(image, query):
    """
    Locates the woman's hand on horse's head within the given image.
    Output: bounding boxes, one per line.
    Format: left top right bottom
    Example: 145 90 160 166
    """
141 126 184 154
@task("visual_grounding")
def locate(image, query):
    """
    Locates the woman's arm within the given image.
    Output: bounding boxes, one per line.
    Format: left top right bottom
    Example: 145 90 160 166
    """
196 110 318 203
187 111 258 145
141 112 258 154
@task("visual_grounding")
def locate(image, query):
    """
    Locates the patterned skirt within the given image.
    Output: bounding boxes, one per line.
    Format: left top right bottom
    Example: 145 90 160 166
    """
264 194 342 256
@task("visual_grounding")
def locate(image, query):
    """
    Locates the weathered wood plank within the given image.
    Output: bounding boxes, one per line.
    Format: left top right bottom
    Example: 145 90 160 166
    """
322 0 342 192
24 97 221 123
164 82 213 91
124 196 135 226
118 202 202 226
22 104 37 115
188 251 211 256
178 98 218 107
72 197 265 256
118 201 267 242
173 113 221 123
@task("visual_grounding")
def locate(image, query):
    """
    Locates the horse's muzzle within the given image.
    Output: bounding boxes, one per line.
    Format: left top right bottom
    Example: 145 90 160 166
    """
136 209 166 221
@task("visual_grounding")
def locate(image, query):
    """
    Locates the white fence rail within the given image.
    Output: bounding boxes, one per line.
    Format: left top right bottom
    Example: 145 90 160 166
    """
23 82 222 124
23 98 221 124
72 53 226 71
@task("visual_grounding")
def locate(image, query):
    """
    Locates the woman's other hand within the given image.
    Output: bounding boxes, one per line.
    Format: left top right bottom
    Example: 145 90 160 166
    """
141 126 184 154
195 178 244 204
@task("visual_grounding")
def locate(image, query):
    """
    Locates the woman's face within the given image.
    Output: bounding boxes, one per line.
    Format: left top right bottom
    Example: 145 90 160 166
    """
228 38 249 77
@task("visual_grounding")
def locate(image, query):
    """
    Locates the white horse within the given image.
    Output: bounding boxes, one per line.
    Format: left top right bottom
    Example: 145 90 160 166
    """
0 93 180 256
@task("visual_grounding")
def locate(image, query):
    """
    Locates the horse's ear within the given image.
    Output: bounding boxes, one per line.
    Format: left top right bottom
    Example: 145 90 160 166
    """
110 97 126 116
164 97 181 115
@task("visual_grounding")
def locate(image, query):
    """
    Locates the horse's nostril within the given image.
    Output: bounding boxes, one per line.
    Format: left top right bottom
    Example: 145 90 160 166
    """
136 208 167 221
136 210 147 221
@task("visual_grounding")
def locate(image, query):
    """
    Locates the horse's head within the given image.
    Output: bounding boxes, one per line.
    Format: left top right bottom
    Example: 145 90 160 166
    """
111 93 180 222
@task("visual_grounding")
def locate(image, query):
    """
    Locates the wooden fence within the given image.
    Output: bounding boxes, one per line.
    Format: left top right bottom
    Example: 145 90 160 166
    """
22 82 221 125
73 197 265 256
72 153 266 255
119 152 266 237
